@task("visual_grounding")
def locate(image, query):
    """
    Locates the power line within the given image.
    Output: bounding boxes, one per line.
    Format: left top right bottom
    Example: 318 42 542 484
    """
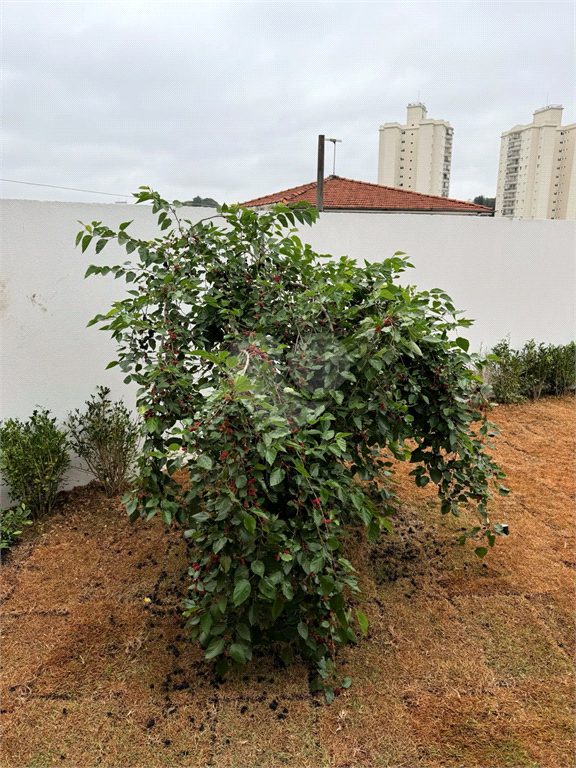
0 178 130 198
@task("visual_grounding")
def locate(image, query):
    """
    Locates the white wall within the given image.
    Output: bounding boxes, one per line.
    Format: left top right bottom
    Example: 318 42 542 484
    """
0 200 213 505
1 199 574 504
302 212 574 352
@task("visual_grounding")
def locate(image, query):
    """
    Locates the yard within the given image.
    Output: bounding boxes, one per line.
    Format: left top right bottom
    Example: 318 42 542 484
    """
1 396 574 768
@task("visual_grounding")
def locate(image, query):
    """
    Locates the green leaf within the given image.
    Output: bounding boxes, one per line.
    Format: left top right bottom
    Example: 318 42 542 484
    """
197 454 213 470
356 609 368 636
84 264 100 278
455 336 470 352
237 623 251 642
319 575 334 596
233 579 251 606
271 595 284 620
474 546 488 559
310 555 324 573
251 560 265 577
243 514 256 535
259 577 276 600
229 643 247 664
213 537 227 554
270 467 285 486
281 580 294 600
367 518 380 544
220 554 231 573
297 621 309 640
205 637 225 660
200 612 213 633
233 374 252 392
265 448 277 465
429 467 442 484
294 461 311 478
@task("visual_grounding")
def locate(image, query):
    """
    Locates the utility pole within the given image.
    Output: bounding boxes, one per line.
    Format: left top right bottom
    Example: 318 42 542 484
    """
317 135 325 212
316 136 342 212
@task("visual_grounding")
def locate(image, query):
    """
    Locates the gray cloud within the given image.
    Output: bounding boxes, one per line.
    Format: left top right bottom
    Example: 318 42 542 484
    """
3 0 574 204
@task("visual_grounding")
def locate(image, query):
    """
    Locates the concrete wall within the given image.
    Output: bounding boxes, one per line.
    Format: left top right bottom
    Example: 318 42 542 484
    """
300 211 574 352
1 199 574 504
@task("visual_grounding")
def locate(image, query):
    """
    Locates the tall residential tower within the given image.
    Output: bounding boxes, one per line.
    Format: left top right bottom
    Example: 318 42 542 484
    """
495 105 575 220
377 103 453 197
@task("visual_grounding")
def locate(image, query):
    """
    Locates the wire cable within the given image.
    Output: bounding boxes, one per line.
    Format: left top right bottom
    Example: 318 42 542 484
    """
0 178 131 198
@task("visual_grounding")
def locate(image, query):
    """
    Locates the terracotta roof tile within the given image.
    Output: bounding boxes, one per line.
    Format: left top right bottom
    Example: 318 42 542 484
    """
239 176 493 213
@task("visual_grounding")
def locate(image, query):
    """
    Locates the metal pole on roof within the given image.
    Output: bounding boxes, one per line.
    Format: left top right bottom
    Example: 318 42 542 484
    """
326 138 342 175
317 135 325 212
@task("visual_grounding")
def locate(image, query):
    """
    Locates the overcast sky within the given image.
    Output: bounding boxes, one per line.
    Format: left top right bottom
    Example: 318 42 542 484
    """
3 0 574 205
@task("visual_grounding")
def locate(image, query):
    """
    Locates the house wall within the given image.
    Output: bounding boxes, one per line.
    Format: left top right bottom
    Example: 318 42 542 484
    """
1 199 573 504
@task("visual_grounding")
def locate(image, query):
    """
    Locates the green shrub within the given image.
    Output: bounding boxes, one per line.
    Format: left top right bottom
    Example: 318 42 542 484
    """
0 410 70 517
487 338 575 403
547 341 575 396
487 338 524 403
66 387 140 497
518 340 550 400
1 503 33 550
80 188 508 701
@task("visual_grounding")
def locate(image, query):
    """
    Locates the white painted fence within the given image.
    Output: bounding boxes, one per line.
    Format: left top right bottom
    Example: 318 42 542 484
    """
1 199 574 505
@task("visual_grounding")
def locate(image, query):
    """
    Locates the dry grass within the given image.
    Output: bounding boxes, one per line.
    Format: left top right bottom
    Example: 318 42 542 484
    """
1 396 574 768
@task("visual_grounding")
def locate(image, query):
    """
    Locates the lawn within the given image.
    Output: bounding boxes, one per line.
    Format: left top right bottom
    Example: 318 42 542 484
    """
1 396 574 768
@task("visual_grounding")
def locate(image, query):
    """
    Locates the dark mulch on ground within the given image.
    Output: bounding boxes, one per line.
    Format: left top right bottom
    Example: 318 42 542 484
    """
1 396 574 768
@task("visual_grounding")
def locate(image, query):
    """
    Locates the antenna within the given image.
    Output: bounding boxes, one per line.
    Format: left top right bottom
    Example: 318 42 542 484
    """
326 138 342 175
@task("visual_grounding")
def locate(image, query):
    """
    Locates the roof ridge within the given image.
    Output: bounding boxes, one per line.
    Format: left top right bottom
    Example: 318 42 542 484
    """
327 175 490 209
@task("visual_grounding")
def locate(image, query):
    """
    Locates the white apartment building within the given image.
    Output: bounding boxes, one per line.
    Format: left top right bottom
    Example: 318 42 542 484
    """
495 105 576 220
377 103 453 197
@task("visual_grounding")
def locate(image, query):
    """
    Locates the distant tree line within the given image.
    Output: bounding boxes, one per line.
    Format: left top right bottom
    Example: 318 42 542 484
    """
182 196 219 208
473 195 496 210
